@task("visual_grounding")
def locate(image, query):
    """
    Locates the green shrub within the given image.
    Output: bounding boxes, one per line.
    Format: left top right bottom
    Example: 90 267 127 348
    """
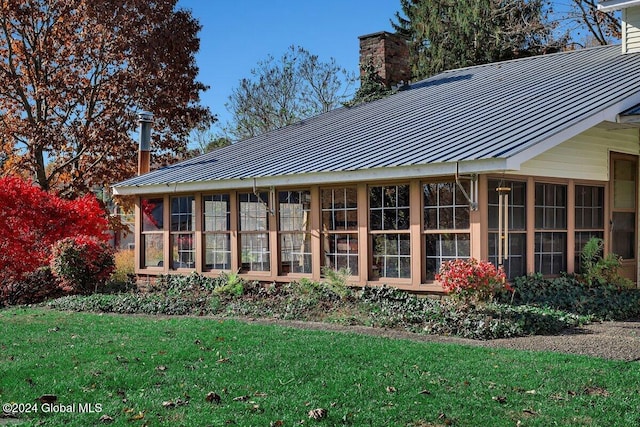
579 237 633 288
321 267 352 300
0 267 62 306
497 273 640 320
359 286 587 339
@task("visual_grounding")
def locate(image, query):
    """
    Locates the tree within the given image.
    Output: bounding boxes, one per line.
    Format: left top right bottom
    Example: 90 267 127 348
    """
0 175 111 287
0 0 213 197
224 45 354 140
559 0 620 46
393 0 566 79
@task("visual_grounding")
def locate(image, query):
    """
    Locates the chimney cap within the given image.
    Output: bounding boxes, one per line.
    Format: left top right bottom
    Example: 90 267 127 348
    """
137 111 153 123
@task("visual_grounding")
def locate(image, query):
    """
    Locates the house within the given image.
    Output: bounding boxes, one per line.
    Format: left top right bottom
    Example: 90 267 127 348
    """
113 1 640 292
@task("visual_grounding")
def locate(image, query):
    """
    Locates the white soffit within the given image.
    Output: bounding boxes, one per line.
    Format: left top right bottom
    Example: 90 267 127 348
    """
599 0 640 11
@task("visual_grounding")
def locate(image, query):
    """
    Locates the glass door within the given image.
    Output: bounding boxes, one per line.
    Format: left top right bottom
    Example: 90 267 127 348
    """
610 153 638 282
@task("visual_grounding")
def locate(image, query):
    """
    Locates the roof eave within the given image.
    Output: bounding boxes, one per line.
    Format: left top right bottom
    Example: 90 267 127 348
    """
111 158 512 196
598 0 640 11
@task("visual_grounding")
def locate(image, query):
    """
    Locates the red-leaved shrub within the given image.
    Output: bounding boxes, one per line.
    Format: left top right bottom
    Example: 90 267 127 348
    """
0 176 111 298
50 236 115 295
436 258 510 302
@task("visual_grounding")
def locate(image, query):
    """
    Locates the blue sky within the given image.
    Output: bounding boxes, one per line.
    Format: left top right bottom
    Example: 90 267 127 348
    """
177 0 401 131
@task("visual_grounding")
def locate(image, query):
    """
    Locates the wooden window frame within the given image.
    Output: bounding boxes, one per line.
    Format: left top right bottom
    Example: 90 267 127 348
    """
277 189 313 276
368 183 412 281
422 179 472 280
202 193 232 272
321 186 359 277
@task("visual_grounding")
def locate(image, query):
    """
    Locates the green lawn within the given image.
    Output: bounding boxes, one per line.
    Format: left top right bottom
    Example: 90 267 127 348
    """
0 308 638 427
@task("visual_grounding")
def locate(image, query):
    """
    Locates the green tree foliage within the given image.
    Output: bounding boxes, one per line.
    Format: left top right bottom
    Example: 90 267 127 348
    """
224 46 355 140
345 59 394 107
393 0 567 79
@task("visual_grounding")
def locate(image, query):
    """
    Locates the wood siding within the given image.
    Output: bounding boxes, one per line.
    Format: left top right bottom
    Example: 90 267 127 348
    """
512 125 639 181
624 6 640 54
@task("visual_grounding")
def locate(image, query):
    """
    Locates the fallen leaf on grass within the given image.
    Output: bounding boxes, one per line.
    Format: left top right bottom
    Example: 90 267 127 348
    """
270 421 284 427
162 398 189 408
419 389 431 395
386 386 397 393
492 395 507 404
205 392 221 404
128 411 145 421
37 394 57 404
217 357 231 363
584 386 609 397
308 408 327 420
99 414 114 423
156 365 168 372
523 408 538 416
233 395 250 402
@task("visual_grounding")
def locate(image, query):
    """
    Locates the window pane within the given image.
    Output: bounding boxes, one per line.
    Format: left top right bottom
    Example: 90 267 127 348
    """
279 190 311 232
534 232 566 275
575 186 604 230
240 193 269 231
322 188 358 231
614 159 636 209
488 232 526 279
323 233 358 275
424 181 470 230
142 234 163 267
574 231 604 273
203 194 230 231
489 180 526 231
171 233 194 269
370 185 410 231
205 234 231 270
425 233 470 279
241 233 270 271
535 183 566 229
372 234 411 279
612 212 635 259
171 196 195 232
280 233 312 274
142 198 164 232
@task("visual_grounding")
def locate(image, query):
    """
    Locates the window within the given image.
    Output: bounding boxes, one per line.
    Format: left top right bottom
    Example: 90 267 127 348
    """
170 196 195 269
279 190 312 274
370 185 410 279
488 180 527 279
239 192 270 272
575 185 604 272
203 194 231 270
534 183 567 275
424 181 471 279
141 198 164 268
322 187 358 274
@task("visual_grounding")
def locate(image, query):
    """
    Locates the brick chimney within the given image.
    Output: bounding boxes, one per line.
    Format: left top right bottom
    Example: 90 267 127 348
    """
137 112 153 175
358 31 410 88
599 0 640 53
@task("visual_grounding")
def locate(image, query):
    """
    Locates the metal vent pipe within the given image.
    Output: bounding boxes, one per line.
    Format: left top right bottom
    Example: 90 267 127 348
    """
137 111 153 175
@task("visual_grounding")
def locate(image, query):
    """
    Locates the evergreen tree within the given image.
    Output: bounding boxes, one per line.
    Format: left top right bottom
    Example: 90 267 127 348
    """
393 0 567 79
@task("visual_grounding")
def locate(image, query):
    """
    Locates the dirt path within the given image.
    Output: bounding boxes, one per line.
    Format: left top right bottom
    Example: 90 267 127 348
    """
244 318 640 361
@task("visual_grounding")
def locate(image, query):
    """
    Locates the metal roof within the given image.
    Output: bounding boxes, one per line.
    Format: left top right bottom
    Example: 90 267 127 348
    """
113 45 640 195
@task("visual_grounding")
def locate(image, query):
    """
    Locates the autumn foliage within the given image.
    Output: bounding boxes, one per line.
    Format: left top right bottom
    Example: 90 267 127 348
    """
0 0 212 196
436 258 510 302
0 176 111 292
51 236 115 295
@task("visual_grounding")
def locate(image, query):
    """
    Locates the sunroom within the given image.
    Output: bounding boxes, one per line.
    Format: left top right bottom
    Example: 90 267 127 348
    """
114 37 640 292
